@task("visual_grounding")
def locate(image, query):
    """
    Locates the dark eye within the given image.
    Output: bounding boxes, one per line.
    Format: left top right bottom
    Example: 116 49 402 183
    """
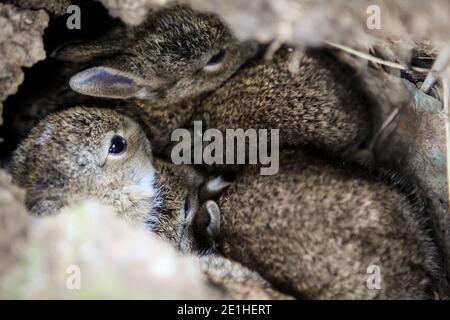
208 49 227 66
184 197 191 218
204 49 227 72
109 135 127 155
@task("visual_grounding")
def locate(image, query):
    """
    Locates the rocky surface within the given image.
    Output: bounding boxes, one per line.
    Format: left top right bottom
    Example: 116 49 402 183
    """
0 201 226 299
0 3 48 127
97 0 168 25
0 170 30 277
98 0 450 47
3 0 71 16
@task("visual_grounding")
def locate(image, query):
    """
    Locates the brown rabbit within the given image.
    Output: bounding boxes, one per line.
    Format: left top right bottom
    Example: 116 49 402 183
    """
193 150 446 299
55 5 258 152
12 107 445 299
10 106 291 299
12 106 202 248
62 5 370 157
195 47 372 157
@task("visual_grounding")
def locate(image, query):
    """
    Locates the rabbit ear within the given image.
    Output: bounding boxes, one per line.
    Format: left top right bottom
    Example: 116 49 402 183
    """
200 176 232 202
191 200 221 248
51 27 126 63
69 66 149 99
205 200 221 239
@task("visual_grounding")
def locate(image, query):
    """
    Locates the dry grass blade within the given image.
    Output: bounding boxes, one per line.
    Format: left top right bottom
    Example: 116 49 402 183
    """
325 41 429 73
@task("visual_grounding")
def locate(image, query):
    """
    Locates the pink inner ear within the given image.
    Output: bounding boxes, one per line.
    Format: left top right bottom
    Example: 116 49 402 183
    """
69 67 143 99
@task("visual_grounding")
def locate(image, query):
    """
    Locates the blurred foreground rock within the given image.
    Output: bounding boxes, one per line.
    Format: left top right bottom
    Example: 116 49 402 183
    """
0 201 226 299
0 170 30 277
0 200 289 299
98 0 450 48
98 0 167 25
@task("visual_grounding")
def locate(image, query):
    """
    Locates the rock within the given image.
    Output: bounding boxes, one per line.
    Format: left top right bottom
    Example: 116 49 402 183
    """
0 170 30 277
3 0 71 16
96 0 450 47
0 3 48 127
0 201 226 299
98 0 171 25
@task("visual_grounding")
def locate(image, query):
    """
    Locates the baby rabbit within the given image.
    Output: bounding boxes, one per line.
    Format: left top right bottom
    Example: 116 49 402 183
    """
13 107 443 299
194 150 445 299
10 106 290 299
62 5 257 105
56 5 258 152
61 5 370 157
12 106 202 249
196 48 372 156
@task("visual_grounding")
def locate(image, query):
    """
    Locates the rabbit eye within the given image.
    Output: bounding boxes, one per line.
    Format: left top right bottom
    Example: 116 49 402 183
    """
204 49 227 72
184 197 192 218
109 135 127 155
